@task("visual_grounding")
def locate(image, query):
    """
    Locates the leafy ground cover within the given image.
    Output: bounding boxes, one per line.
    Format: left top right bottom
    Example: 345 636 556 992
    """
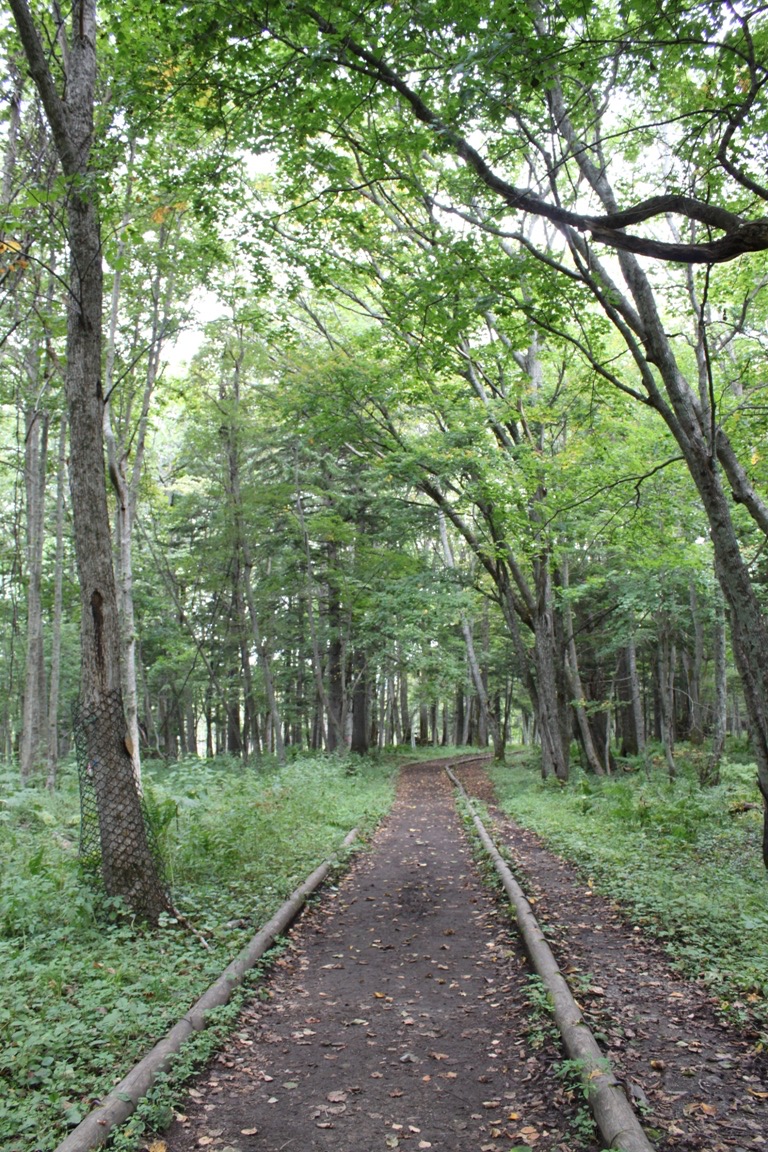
491 744 768 1043
0 753 397 1152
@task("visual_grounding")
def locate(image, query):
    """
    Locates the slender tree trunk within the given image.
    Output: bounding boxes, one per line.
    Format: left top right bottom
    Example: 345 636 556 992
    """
686 583 705 743
439 514 504 758
533 560 570 780
656 628 677 779
350 649 369 754
243 551 285 763
20 408 49 783
46 415 67 789
627 635 645 755
561 559 603 775
325 543 345 752
398 648 410 744
704 585 727 786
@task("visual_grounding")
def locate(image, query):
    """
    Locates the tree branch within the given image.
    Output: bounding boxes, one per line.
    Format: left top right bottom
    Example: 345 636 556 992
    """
299 6 768 265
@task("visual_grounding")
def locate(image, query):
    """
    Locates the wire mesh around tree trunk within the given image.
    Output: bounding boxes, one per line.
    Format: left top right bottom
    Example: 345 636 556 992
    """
74 689 170 919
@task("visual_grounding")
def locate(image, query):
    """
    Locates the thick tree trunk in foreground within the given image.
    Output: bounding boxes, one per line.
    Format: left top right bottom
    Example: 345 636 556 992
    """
10 0 167 920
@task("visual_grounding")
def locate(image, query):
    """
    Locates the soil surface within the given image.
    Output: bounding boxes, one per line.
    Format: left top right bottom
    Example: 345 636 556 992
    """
159 758 767 1152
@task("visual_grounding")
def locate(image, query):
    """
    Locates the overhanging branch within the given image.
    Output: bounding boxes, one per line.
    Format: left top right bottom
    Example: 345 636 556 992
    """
300 6 768 265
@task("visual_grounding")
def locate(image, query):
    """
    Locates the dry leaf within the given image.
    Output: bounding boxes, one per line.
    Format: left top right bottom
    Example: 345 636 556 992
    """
240 1129 258 1136
149 1142 167 1152
327 1091 347 1103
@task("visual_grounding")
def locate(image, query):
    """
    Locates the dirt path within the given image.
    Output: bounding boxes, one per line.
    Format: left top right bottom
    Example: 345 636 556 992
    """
159 759 767 1152
162 761 598 1152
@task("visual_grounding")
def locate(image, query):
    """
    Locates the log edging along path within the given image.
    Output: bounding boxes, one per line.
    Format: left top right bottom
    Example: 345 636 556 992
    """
53 829 359 1152
447 765 657 1152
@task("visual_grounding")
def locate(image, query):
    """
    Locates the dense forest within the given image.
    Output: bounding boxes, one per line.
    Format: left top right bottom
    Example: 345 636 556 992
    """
3 0 768 910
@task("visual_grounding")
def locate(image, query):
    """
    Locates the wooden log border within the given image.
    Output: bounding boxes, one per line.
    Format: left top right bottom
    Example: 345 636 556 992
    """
446 767 657 1152
54 829 358 1152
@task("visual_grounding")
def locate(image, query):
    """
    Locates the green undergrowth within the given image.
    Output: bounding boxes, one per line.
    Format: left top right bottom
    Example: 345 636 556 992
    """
0 752 397 1152
491 745 768 1043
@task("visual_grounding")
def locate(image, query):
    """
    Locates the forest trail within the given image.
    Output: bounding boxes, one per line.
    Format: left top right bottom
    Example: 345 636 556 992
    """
161 759 767 1152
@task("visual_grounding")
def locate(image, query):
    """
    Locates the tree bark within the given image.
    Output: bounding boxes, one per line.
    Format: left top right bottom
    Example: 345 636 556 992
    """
704 584 727 786
46 415 67 789
20 408 49 783
350 648 369 754
10 0 167 920
627 635 646 756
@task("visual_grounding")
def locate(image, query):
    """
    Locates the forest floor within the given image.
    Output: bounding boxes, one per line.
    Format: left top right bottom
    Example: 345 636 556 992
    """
158 758 767 1152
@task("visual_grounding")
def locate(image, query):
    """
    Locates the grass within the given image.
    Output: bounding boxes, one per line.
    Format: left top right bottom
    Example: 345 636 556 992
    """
0 752 398 1152
491 743 768 1042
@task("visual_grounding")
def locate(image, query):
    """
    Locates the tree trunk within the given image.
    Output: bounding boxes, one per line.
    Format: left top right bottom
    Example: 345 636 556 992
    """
627 635 646 755
325 541 345 751
350 648 369 754
533 561 570 780
244 554 286 763
561 559 603 775
704 585 726 786
439 514 504 758
656 629 677 780
20 408 49 783
10 0 168 921
686 583 705 744
46 414 67 789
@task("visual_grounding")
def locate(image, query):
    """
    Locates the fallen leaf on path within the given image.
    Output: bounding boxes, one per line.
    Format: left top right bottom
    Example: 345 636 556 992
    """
515 1125 541 1142
684 1102 717 1116
149 1142 167 1152
240 1129 258 1136
429 1051 449 1060
327 1091 347 1103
